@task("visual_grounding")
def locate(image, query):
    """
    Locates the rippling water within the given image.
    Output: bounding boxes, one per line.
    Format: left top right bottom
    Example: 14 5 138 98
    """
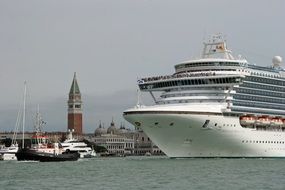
1 157 285 190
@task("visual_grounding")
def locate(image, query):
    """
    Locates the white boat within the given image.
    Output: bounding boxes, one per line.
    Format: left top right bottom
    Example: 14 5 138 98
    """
0 144 18 161
61 130 96 158
124 34 285 158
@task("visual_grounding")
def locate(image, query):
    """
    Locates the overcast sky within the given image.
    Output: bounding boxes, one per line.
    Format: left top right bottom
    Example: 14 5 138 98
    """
0 0 284 133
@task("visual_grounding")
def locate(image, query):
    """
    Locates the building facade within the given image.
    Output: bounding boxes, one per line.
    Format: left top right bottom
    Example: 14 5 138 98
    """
133 127 164 156
93 120 164 156
93 120 135 156
67 72 83 135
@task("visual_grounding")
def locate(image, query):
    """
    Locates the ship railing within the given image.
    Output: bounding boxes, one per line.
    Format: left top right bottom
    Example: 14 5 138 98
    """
139 72 217 83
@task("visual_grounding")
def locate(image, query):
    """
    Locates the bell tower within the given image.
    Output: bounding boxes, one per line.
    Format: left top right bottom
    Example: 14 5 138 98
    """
68 72 83 135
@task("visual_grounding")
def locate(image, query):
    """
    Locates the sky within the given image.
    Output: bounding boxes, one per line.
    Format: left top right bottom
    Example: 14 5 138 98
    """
0 0 284 133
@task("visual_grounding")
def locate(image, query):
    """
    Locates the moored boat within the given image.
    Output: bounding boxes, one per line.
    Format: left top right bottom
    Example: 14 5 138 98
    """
0 144 18 161
16 106 79 162
61 130 96 158
16 148 79 162
16 135 80 162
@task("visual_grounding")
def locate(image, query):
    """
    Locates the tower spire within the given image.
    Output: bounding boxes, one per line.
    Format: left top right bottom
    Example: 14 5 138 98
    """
73 72 76 94
69 72 80 95
111 117 115 126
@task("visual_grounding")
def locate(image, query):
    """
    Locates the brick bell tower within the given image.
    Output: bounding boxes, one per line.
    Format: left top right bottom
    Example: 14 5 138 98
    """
68 72 83 135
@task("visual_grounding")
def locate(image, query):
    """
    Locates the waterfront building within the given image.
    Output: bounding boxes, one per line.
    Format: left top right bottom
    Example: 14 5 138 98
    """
67 72 83 135
134 127 164 156
93 120 164 156
94 120 134 155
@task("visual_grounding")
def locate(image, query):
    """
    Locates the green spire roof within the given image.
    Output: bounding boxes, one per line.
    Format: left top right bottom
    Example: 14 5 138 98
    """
69 72 81 94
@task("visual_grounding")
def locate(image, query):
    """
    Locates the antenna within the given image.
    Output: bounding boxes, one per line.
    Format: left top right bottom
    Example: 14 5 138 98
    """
34 104 43 135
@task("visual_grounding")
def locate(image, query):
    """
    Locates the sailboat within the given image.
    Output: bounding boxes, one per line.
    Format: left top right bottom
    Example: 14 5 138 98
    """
0 109 21 160
0 82 26 161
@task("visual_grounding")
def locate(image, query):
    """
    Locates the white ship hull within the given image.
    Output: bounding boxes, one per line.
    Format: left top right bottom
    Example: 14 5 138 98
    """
124 108 285 158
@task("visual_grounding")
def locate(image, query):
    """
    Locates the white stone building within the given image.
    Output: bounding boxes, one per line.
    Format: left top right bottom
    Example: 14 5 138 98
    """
94 120 135 156
93 120 164 156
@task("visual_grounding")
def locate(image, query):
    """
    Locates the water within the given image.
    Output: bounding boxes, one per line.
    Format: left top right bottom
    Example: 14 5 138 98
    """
1 157 285 190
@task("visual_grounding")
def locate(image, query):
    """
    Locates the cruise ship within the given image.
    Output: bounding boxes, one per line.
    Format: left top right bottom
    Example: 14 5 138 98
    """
123 34 285 158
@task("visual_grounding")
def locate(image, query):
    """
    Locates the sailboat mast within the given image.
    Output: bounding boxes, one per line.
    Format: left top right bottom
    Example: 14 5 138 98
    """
12 107 21 145
22 81 27 149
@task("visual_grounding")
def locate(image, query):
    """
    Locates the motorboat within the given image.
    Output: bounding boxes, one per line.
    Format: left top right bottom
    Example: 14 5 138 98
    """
61 130 96 158
0 144 18 161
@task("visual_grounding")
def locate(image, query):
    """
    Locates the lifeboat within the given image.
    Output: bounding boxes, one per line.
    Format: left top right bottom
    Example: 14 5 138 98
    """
240 115 256 126
256 115 271 127
270 117 283 127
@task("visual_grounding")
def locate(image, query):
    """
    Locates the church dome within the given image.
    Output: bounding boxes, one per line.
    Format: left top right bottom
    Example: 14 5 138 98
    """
95 122 107 136
118 123 129 134
107 120 118 134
